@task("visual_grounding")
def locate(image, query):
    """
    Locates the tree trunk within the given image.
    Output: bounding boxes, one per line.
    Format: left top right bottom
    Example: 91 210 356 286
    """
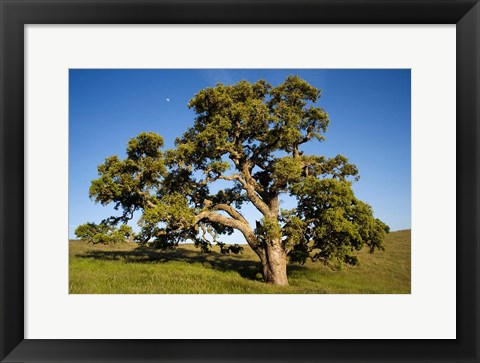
258 240 289 285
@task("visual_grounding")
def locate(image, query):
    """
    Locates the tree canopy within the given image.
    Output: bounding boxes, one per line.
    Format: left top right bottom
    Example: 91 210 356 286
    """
75 75 389 285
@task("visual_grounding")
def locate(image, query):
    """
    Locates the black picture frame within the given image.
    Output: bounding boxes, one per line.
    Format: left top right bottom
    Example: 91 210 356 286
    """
1 1 479 362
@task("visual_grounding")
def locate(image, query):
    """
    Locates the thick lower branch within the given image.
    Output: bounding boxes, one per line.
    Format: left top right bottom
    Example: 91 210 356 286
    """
196 211 260 250
211 203 249 225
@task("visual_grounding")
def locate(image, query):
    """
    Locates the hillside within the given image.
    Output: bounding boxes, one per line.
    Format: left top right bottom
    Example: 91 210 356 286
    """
69 229 411 294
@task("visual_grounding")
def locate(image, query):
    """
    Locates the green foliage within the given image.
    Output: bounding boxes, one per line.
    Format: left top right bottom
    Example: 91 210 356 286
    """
126 131 164 160
139 192 198 246
255 217 282 245
75 222 134 244
89 132 166 224
177 76 329 168
280 210 308 262
272 157 304 190
289 177 389 268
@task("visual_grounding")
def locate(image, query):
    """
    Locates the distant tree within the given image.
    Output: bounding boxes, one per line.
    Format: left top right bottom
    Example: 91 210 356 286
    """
77 76 389 285
75 223 134 244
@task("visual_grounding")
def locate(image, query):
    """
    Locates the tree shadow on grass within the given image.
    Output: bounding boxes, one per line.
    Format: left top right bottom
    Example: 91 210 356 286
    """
77 245 267 281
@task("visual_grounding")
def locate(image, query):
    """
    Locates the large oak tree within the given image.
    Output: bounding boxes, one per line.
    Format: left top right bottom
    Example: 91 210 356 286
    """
76 75 389 285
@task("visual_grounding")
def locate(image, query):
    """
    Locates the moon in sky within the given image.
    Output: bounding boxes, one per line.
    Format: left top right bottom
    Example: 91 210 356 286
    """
166 98 170 102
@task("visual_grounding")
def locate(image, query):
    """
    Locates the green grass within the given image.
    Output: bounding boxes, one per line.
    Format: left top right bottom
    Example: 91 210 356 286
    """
69 229 410 294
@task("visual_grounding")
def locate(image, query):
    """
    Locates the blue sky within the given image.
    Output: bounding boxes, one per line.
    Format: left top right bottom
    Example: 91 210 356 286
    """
69 69 411 242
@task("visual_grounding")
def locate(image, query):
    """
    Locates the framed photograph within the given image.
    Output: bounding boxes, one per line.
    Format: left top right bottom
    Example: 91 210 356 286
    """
1 0 478 362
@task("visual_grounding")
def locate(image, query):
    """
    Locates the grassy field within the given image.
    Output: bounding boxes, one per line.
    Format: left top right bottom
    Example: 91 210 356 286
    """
69 229 410 294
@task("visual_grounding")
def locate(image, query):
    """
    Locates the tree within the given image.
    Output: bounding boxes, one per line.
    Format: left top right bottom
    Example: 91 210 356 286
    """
76 75 389 285
75 223 134 244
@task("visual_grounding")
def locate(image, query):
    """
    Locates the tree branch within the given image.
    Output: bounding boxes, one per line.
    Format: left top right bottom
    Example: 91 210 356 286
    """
299 124 315 145
217 173 247 184
217 170 271 216
293 125 315 158
137 190 158 209
240 163 272 216
211 203 249 225
196 211 260 250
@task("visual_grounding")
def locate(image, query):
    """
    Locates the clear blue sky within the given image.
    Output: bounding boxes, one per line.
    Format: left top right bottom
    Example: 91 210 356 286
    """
69 69 411 241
